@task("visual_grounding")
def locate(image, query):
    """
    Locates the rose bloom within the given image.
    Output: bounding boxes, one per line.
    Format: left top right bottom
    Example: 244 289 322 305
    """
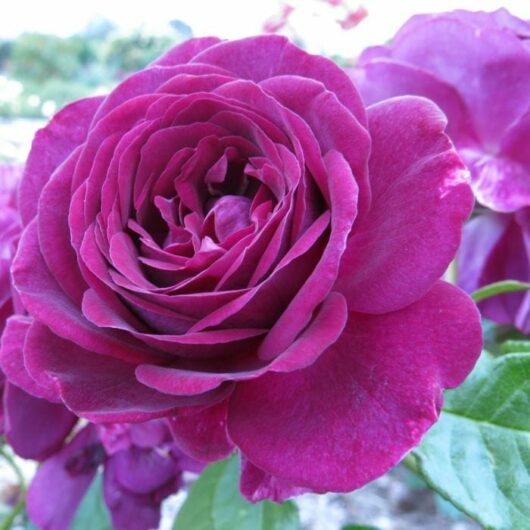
353 9 530 332
2 36 481 500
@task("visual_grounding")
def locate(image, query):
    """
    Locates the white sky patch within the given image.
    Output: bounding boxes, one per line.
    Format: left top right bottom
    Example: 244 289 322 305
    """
1 0 529 58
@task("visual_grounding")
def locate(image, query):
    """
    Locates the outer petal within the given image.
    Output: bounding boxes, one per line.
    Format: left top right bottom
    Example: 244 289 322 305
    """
153 37 222 66
465 109 530 212
168 400 235 462
0 315 59 401
4 383 76 461
24 321 229 423
103 465 167 530
227 281 482 498
19 96 103 226
193 35 366 125
388 15 530 147
240 457 309 503
27 425 102 530
353 59 478 147
336 96 473 313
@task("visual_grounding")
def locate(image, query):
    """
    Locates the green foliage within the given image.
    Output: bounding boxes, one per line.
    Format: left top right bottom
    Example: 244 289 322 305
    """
0 41 12 69
173 456 300 530
70 473 112 530
0 27 175 119
104 33 174 76
10 33 95 83
500 340 530 354
412 351 530 530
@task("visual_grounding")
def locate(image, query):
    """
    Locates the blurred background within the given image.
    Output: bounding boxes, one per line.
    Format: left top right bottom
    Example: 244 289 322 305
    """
1 0 529 163
0 1 529 528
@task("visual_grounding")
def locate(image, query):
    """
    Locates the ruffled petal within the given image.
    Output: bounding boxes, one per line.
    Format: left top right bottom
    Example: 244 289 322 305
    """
337 97 473 313
227 282 481 498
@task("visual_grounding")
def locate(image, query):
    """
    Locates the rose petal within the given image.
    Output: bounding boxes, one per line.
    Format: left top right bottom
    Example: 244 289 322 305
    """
354 59 478 147
20 96 103 225
24 321 229 423
4 383 76 461
168 400 235 462
227 281 481 498
194 35 366 123
0 315 58 401
27 425 101 530
337 96 473 313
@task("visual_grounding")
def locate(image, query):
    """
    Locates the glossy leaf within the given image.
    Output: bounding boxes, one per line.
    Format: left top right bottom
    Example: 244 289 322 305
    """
173 456 299 530
413 351 530 530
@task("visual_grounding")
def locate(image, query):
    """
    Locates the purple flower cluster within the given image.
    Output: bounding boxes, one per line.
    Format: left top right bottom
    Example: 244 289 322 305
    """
354 8 530 331
28 420 201 530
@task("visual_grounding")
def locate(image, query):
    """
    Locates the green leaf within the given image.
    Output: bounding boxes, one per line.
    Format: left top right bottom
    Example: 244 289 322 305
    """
413 351 530 530
471 280 530 302
500 340 530 354
70 473 112 530
173 456 299 530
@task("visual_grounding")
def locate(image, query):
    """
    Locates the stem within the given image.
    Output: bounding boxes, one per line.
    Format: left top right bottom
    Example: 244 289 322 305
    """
0 497 24 530
0 446 27 529
0 447 26 491
402 453 421 475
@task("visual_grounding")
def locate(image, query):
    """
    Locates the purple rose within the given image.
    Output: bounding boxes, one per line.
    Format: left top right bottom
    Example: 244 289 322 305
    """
3 35 481 500
27 420 199 530
353 8 530 214
353 9 530 330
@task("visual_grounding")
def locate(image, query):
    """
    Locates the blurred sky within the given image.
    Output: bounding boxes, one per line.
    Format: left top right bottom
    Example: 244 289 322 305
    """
2 0 530 57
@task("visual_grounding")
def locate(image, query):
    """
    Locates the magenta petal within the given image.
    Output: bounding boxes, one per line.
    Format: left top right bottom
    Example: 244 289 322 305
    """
240 457 310 503
227 281 482 496
337 96 473 313
136 293 348 396
24 321 223 422
13 220 152 364
27 425 101 530
168 400 235 462
258 150 357 359
466 110 530 212
153 37 222 66
19 96 103 226
354 59 478 146
194 35 366 122
0 315 58 401
103 465 167 530
109 447 176 495
389 15 530 148
4 383 76 461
